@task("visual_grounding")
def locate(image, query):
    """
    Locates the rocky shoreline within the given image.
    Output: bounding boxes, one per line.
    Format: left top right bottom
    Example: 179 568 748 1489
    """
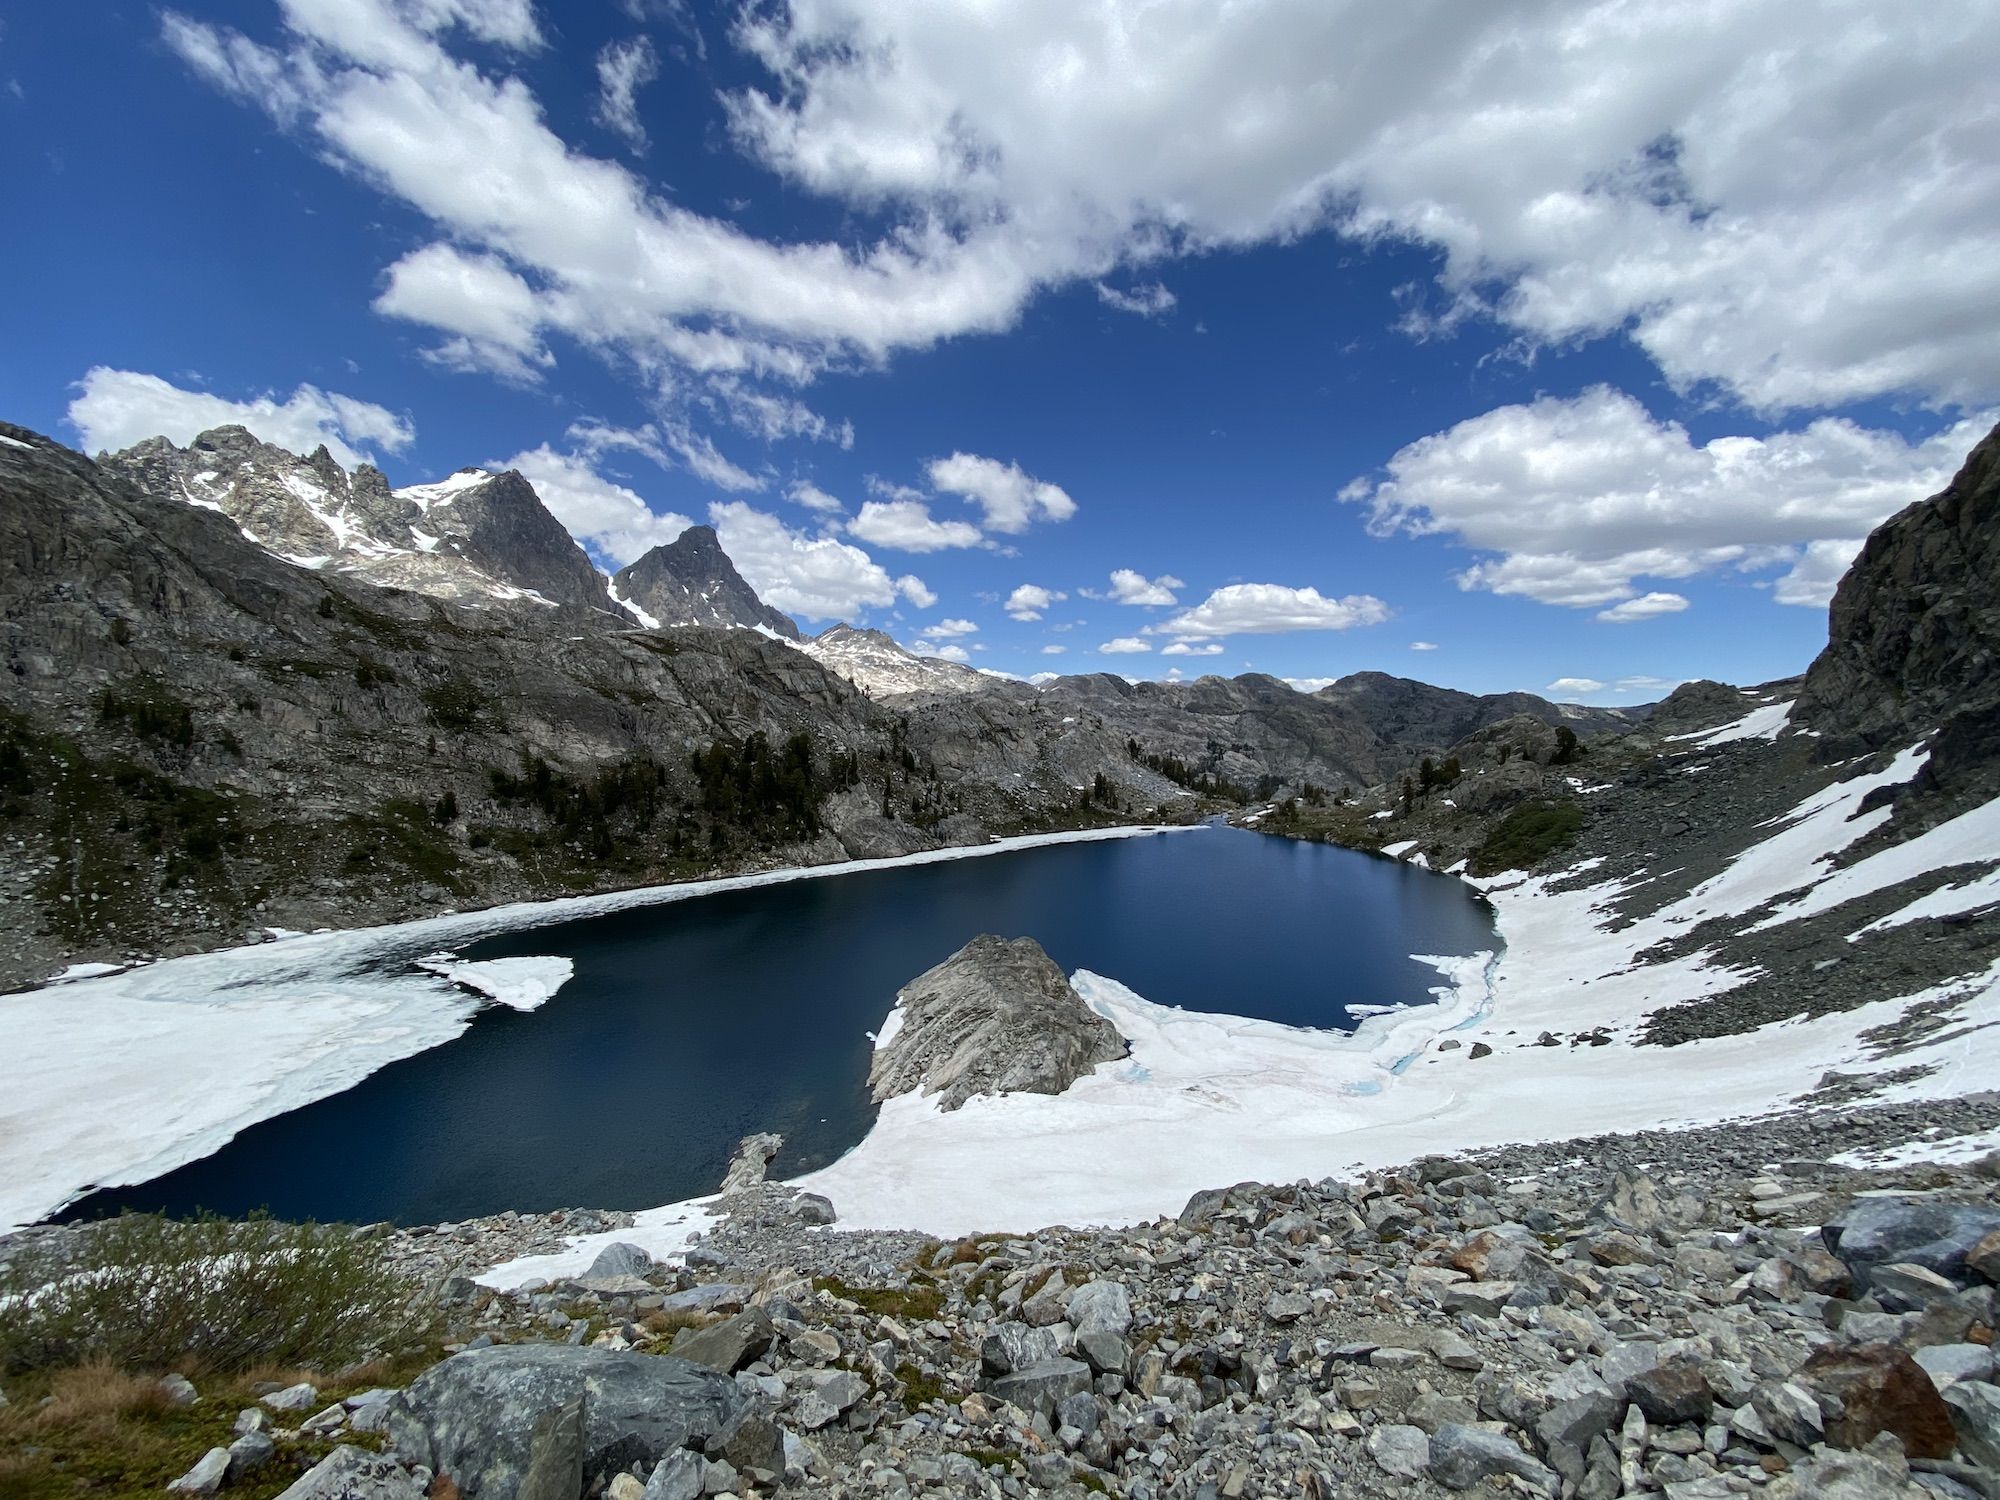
12 1091 2000 1500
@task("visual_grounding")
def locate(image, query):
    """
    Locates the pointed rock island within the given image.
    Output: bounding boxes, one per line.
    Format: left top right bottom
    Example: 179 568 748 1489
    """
868 935 1127 1112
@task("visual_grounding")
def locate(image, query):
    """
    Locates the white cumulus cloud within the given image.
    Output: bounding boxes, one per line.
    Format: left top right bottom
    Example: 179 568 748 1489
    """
1596 591 1689 623
1161 641 1224 656
709 500 904 619
1162 583 1392 638
1099 637 1153 655
926 453 1076 534
726 1 2000 412
1107 569 1183 606
1005 583 1066 621
1349 387 1988 609
849 499 985 552
786 479 844 514
1546 677 1607 697
1772 539 1867 609
1409 640 1438 651
68 367 414 468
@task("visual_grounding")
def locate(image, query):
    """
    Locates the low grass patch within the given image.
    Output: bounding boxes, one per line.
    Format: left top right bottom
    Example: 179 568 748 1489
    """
0 1213 423 1378
811 1275 943 1323
638 1308 711 1340
894 1361 947 1412
0 1354 435 1500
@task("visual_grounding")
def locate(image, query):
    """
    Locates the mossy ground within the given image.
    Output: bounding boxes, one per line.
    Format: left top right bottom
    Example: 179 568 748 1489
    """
0 1349 438 1500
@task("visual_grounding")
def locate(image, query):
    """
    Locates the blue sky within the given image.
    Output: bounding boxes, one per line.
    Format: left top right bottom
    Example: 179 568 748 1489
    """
5 2 1995 699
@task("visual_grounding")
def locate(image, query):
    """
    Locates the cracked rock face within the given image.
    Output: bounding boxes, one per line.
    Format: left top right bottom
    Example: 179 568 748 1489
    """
867 935 1127 1112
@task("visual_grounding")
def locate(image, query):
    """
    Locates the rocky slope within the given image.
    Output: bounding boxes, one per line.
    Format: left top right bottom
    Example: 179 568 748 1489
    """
797 625 997 701
1039 670 1636 809
610 526 801 639
1256 421 2000 1061
12 1098 1999 1500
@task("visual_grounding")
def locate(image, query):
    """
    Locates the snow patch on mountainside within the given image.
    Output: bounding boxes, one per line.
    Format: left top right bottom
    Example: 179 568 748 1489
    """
606 578 660 629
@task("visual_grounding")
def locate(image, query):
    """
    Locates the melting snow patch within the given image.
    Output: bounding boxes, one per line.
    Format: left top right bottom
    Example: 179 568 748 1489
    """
0 434 36 450
1671 700 1795 747
395 469 491 512
417 955 574 1012
606 579 660 629
47 962 127 983
1831 1126 2000 1171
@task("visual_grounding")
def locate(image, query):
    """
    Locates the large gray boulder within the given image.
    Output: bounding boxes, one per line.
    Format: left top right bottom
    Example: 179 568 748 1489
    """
868 935 1127 1111
1823 1197 2000 1290
381 1345 748 1499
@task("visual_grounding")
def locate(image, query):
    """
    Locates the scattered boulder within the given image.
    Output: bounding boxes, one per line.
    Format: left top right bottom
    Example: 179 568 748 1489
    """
1945 1380 2000 1468
1428 1423 1556 1492
988 1359 1093 1419
261 1381 318 1412
381 1345 748 1499
167 1448 231 1496
794 1370 866 1431
584 1242 654 1280
1823 1198 2000 1290
1626 1356 1713 1426
640 1451 703 1500
225 1431 276 1480
867 935 1126 1111
1366 1423 1430 1478
273 1445 427 1500
1798 1343 1957 1459
668 1308 775 1373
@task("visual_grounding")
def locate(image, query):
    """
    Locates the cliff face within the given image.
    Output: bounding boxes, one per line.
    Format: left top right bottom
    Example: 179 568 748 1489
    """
1798 421 2000 754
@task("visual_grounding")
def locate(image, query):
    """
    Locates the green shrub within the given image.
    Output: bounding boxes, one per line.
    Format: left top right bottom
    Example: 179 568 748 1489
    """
1470 800 1584 875
95 687 195 749
0 1213 422 1377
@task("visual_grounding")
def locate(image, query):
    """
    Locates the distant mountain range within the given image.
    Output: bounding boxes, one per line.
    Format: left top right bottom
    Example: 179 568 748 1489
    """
1 417 1720 986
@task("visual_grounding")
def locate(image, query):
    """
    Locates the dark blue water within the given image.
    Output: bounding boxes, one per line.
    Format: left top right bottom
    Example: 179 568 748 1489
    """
60 827 1493 1226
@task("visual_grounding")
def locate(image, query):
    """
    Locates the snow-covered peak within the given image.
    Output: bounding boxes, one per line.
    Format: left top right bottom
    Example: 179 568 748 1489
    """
104 434 608 615
798 623 994 700
394 468 494 513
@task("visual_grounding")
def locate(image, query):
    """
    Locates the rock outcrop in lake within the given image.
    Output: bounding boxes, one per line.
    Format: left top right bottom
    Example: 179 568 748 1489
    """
868 935 1126 1111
